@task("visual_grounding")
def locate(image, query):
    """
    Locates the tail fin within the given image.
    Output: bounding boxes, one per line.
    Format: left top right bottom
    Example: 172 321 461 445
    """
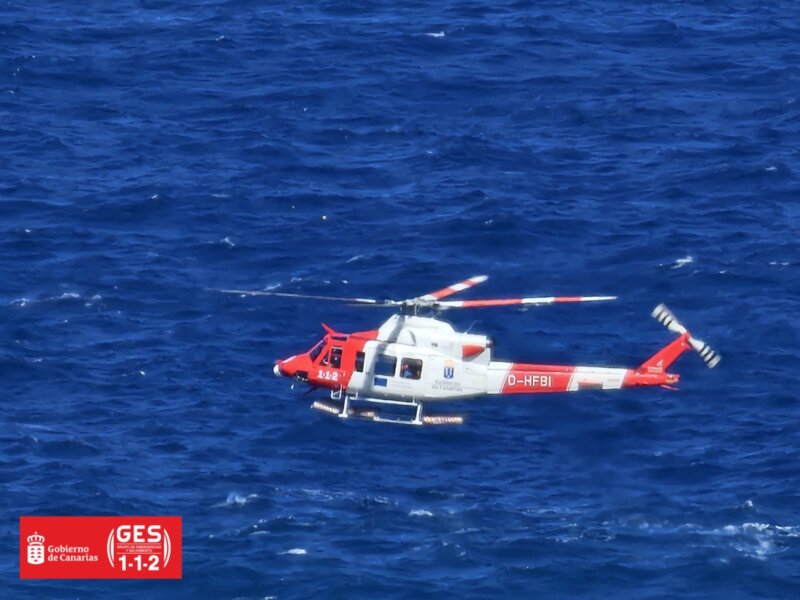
650 304 721 368
639 333 691 373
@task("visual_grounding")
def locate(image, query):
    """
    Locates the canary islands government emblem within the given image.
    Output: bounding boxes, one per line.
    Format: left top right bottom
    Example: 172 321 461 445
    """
27 532 45 565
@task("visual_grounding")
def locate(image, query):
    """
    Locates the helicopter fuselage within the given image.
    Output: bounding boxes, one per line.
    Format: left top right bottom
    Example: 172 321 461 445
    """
274 314 683 403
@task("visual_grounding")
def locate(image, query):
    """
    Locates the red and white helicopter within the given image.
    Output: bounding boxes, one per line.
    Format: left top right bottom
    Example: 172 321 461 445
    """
223 276 720 426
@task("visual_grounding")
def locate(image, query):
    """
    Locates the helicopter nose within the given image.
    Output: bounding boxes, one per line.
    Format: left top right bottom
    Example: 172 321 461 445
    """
273 357 295 377
273 355 302 379
273 358 288 377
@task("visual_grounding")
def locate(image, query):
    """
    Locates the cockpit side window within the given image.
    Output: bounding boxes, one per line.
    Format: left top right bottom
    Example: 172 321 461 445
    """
309 340 325 362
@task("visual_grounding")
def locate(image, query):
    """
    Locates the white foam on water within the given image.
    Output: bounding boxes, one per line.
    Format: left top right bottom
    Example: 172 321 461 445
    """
216 492 259 507
409 509 433 517
281 548 307 555
453 527 481 535
604 516 799 562
671 256 694 269
85 294 103 307
426 31 445 38
292 487 344 502
708 522 798 560
220 236 235 247
346 254 363 263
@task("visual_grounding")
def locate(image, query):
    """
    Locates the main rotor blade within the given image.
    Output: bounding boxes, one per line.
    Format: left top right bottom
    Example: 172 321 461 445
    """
218 289 397 305
435 295 617 309
416 275 489 301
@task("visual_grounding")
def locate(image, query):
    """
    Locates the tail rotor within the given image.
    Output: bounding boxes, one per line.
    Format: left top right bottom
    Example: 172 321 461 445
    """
652 304 721 368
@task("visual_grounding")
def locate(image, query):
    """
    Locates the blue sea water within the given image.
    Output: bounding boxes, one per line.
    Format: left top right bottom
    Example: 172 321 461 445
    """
2 0 800 597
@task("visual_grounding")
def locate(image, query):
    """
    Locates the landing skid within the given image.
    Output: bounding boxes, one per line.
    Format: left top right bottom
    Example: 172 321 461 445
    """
312 391 463 426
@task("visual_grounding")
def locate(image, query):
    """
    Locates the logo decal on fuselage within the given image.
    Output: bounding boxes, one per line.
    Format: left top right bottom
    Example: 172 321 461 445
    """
443 360 455 379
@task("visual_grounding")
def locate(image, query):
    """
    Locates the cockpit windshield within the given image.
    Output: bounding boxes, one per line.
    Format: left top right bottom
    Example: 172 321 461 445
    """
308 339 325 361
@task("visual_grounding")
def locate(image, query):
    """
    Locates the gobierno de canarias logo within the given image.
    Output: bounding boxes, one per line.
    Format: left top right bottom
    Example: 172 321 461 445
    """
20 516 182 579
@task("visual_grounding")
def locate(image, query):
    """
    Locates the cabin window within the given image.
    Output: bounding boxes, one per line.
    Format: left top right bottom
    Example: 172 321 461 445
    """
400 358 423 380
321 349 330 366
355 351 365 372
374 354 397 377
330 347 342 369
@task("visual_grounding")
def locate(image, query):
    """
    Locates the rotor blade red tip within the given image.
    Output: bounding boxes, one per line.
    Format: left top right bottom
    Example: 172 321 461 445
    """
417 275 489 301
456 298 523 307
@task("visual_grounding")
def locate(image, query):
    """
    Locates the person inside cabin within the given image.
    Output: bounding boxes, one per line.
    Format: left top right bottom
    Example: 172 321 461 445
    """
401 362 413 378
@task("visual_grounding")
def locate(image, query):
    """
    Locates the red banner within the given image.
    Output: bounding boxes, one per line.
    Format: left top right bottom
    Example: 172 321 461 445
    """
20 516 182 579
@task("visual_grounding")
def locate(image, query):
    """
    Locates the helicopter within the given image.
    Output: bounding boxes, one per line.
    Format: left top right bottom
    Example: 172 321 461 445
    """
221 276 720 426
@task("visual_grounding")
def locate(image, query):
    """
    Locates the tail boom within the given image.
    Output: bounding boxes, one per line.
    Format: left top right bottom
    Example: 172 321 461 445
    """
487 304 718 397
488 361 678 395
